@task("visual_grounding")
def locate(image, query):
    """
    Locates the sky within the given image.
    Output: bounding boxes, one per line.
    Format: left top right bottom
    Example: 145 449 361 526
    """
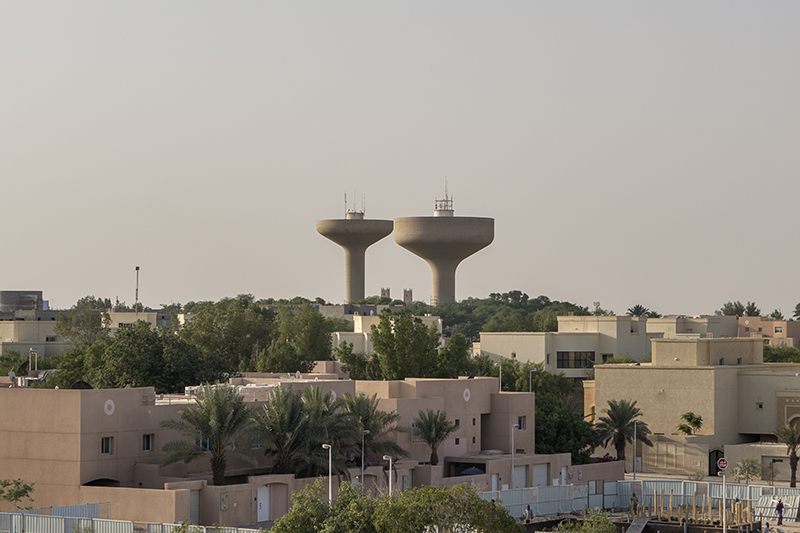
2 2 798 316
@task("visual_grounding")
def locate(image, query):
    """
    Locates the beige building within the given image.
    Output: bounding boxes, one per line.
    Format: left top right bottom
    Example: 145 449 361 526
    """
737 316 800 347
108 310 173 331
585 337 800 481
477 316 655 380
0 291 69 358
0 371 621 525
647 315 738 339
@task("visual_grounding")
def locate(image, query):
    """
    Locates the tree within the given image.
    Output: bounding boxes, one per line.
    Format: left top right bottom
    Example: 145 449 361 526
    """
745 301 761 317
336 342 380 381
775 423 800 487
413 409 457 466
160 384 256 485
370 309 441 380
626 305 649 317
435 333 473 378
770 309 785 320
594 399 653 461
535 394 594 464
179 294 274 370
762 462 779 485
716 301 745 317
271 480 520 533
794 303 800 320
676 412 703 435
54 295 112 347
645 310 662 319
254 386 319 475
733 458 761 485
340 393 407 466
0 478 34 510
553 509 617 533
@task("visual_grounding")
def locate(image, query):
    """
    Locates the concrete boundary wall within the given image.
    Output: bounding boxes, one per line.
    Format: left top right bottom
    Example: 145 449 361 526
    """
0 514 259 533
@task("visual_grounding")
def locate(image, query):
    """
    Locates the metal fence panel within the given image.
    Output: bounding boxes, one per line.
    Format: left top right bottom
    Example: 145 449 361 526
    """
588 494 604 510
52 504 100 520
64 518 92 533
25 515 65 533
93 519 134 533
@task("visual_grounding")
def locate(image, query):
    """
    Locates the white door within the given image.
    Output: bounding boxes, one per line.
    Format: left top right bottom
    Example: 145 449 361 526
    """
531 464 548 487
491 473 498 492
257 485 270 522
561 466 568 486
513 466 527 489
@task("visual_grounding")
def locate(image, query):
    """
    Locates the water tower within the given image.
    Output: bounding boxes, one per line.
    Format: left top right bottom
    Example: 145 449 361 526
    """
393 195 494 304
316 208 393 303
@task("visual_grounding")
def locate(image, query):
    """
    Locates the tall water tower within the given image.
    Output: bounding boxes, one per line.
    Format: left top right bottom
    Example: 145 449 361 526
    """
317 208 393 303
394 195 494 305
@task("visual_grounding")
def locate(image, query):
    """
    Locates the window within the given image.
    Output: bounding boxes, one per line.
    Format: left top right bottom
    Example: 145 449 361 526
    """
517 416 526 430
101 437 113 455
455 438 460 445
455 419 460 427
719 358 724 365
602 354 613 362
557 351 595 369
737 358 742 365
758 327 763 332
142 434 153 452
196 437 211 450
472 418 476 426
250 433 262 449
756 402 764 411
472 437 476 444
745 327 750 332
411 424 424 443
119 323 132 329
776 327 783 333
46 336 57 342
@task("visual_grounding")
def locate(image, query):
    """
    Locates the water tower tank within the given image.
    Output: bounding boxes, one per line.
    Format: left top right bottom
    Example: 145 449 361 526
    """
393 197 493 304
316 211 393 303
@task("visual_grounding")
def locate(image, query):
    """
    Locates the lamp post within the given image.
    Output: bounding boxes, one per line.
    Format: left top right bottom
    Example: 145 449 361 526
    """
495 362 502 392
322 444 332 504
383 455 393 496
361 429 370 494
633 420 639 480
511 423 519 489
529 368 533 393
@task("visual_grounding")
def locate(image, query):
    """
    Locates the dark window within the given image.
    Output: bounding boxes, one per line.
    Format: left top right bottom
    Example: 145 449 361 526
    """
472 418 476 426
142 434 153 452
455 438 460 445
472 437 476 444
557 351 595 368
46 336 57 342
455 419 459 427
517 416 526 430
101 437 113 455
557 351 570 368
776 327 783 333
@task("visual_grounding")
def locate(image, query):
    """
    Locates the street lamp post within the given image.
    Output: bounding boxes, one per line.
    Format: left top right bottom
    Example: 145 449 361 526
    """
322 444 332 504
529 368 533 393
383 455 393 496
633 420 639 480
361 429 370 494
511 423 519 489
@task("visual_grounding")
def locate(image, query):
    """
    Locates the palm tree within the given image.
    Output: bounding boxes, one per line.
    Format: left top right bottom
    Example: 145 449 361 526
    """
160 384 256 485
676 412 703 435
626 305 649 317
770 309 785 321
775 424 800 487
340 393 407 466
254 386 321 475
298 387 356 477
594 399 652 462
413 409 457 466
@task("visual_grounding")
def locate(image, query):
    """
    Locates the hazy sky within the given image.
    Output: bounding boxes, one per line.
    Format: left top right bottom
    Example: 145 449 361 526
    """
2 2 798 316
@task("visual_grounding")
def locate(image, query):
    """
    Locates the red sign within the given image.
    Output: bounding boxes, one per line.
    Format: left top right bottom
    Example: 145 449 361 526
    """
717 458 728 470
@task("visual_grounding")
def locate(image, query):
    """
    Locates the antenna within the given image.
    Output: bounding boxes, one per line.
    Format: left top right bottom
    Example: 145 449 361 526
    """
135 266 140 320
344 192 347 214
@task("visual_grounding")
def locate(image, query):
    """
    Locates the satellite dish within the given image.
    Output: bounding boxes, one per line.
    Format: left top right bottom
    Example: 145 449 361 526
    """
295 371 301 379
16 360 29 376
9 370 15 381
70 381 93 390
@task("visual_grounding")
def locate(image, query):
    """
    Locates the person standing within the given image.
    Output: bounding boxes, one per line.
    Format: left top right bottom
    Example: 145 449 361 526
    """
776 499 784 526
630 492 639 517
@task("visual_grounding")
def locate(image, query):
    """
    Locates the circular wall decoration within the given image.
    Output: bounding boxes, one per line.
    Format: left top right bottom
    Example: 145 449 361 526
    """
104 399 116 416
463 388 471 402
745 320 750 325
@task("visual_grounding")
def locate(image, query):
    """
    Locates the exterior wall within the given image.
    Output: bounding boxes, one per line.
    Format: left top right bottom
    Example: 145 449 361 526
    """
108 311 172 331
651 338 763 367
738 317 800 347
331 314 442 356
647 316 738 339
0 320 68 357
